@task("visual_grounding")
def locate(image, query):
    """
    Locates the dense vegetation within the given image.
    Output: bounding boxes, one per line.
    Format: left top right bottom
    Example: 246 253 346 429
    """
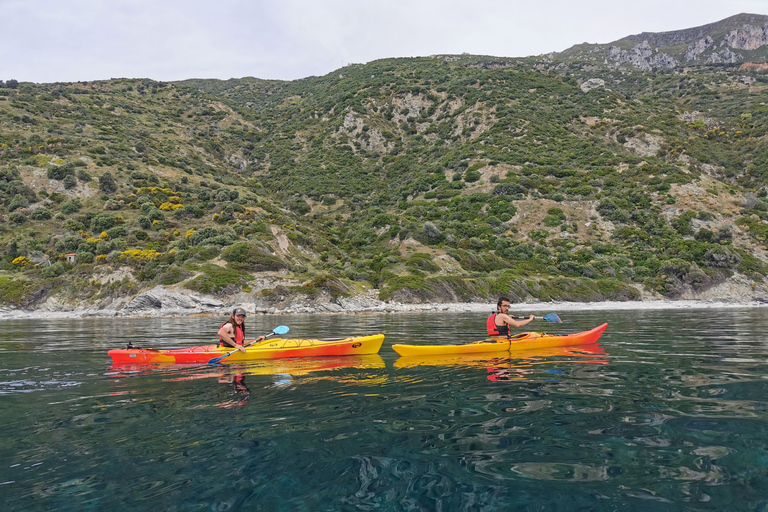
1 53 767 308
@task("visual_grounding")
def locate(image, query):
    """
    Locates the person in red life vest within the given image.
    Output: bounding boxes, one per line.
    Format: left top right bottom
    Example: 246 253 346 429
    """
217 307 266 353
487 297 535 336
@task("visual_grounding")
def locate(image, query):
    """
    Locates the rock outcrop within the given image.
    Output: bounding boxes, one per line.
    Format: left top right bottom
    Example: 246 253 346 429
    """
606 41 678 70
560 14 768 70
121 286 225 316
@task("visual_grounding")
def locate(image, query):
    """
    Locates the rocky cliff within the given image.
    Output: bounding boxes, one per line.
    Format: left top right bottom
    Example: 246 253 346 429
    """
557 13 768 70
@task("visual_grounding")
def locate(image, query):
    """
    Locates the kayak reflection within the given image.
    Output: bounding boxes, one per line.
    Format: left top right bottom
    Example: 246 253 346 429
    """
394 343 608 381
109 354 386 385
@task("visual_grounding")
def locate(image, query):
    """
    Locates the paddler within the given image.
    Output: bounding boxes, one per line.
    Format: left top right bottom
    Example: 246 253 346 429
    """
487 297 535 336
218 307 266 352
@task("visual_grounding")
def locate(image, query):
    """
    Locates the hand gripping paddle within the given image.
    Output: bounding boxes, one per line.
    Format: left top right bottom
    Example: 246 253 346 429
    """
208 325 290 364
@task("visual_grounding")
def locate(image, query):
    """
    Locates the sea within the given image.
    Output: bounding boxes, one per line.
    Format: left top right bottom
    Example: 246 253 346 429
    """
1 306 766 511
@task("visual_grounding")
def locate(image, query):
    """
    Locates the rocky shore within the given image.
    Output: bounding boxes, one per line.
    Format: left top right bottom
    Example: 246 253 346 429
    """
0 283 766 320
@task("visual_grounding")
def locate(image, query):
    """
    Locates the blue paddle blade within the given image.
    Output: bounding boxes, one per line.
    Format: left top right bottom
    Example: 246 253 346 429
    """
273 325 289 335
543 313 562 323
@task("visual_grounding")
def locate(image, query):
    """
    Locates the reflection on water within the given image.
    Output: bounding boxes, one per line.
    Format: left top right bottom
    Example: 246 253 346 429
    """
395 343 610 382
1 309 767 510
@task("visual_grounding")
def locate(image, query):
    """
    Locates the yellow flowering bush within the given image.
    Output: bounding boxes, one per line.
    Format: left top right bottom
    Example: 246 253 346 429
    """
135 186 177 197
159 202 184 211
12 256 33 267
119 249 161 262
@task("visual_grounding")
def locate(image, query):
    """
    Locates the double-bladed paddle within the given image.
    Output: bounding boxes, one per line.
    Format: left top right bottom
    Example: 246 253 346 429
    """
208 325 290 364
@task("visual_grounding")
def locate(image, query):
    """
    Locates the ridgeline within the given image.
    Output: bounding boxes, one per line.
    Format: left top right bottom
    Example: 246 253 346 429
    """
2 14 768 314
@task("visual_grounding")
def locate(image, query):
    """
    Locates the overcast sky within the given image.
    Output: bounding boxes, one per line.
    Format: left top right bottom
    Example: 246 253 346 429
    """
2 0 767 84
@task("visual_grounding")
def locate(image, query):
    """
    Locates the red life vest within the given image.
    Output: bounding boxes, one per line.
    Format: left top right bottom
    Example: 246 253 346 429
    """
487 313 500 335
220 322 245 344
487 313 509 336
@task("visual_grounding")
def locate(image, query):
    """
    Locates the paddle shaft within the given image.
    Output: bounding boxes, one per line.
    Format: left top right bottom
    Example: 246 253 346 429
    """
209 332 279 364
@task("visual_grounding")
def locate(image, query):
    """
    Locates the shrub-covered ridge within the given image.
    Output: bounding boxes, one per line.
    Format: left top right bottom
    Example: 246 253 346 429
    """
1 52 768 309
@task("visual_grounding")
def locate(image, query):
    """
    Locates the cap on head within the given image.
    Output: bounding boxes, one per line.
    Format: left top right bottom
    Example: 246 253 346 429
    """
233 307 247 317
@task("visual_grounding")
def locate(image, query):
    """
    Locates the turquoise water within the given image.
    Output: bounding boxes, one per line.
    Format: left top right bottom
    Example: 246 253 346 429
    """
1 308 767 511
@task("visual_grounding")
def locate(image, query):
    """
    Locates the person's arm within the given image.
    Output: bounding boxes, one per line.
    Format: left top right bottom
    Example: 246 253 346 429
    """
504 314 536 328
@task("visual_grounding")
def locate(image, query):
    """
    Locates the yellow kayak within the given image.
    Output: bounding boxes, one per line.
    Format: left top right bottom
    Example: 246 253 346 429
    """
391 324 607 357
393 344 608 369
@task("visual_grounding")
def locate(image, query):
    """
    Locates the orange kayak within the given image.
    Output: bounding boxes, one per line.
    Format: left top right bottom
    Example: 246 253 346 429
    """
392 324 607 356
108 334 385 364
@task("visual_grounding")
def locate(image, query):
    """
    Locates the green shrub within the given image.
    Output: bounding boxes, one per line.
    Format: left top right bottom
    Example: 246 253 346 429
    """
90 213 116 233
61 198 81 214
63 175 78 189
0 276 36 306
183 264 254 294
221 242 288 271
287 197 311 215
7 194 28 212
9 212 26 224
189 227 235 247
76 251 94 264
406 253 440 272
464 170 481 182
98 172 117 193
29 207 52 220
47 163 75 180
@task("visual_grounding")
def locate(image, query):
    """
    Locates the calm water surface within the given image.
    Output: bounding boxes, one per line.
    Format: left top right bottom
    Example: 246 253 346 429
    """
1 309 767 511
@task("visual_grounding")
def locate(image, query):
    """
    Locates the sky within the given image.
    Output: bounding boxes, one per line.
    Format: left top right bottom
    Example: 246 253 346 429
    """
2 0 768 84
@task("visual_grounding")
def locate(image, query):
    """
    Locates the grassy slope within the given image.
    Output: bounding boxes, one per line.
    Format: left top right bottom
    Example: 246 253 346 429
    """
1 57 768 307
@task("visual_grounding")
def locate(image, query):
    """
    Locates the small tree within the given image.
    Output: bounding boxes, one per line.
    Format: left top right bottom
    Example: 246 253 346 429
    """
63 174 78 189
98 172 117 193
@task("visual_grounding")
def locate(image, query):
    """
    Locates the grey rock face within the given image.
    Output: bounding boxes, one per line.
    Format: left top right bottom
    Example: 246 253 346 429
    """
607 41 678 70
580 78 605 93
708 48 740 64
684 37 715 61
724 24 768 50
122 286 225 315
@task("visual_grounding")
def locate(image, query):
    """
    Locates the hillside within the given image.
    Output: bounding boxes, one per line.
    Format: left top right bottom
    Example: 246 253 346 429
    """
2 16 768 313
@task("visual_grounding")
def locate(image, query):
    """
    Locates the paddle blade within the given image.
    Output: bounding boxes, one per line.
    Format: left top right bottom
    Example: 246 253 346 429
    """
273 325 289 335
208 350 237 365
543 313 562 323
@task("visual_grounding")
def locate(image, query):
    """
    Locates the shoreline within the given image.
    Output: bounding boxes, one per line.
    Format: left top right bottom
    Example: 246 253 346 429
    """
1 298 766 321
